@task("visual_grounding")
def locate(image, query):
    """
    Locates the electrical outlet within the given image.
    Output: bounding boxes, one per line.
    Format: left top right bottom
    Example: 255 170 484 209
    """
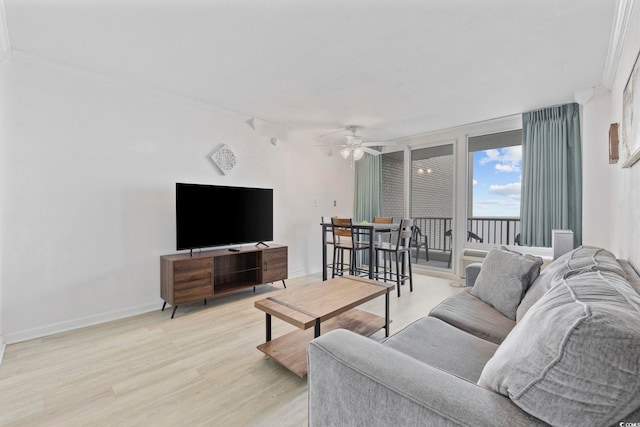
314 199 319 207
333 200 337 207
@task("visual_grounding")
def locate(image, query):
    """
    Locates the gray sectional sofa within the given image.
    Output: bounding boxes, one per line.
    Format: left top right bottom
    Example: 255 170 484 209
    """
307 246 640 426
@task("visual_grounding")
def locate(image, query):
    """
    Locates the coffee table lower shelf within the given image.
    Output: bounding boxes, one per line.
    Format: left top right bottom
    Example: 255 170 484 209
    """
257 308 385 378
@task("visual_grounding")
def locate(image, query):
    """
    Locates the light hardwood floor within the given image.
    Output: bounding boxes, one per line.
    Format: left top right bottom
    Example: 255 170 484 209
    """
0 273 460 426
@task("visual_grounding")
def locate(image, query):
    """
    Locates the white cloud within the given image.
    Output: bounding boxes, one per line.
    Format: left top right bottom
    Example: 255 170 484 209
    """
502 146 522 163
473 179 478 185
475 199 520 207
488 182 521 199
479 146 522 173
479 149 501 165
495 164 515 172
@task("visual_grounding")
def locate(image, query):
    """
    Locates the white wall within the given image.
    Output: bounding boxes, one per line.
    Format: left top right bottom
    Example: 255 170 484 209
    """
581 92 613 249
0 54 6 359
609 2 640 267
0 54 354 343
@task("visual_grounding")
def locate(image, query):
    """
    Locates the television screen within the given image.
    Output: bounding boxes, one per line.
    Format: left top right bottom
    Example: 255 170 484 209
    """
176 183 273 250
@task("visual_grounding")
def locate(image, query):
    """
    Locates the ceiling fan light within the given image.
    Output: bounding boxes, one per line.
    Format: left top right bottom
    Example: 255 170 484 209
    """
353 148 364 161
345 135 362 145
340 148 351 159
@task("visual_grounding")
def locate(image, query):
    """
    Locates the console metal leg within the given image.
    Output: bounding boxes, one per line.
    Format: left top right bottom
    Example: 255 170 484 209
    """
314 319 321 338
266 313 272 342
171 306 178 319
282 280 286 288
204 299 207 305
161 301 167 311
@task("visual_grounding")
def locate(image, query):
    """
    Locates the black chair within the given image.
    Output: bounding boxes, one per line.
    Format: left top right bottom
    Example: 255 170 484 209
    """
331 218 369 278
412 226 429 263
467 231 483 243
375 219 414 297
445 229 454 268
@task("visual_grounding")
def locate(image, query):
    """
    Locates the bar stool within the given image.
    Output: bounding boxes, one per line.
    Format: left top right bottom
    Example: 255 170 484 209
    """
331 217 369 278
373 216 394 243
375 218 414 297
322 216 336 274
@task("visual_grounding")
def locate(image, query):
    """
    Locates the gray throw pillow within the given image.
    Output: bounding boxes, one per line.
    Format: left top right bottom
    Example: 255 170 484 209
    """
470 247 543 320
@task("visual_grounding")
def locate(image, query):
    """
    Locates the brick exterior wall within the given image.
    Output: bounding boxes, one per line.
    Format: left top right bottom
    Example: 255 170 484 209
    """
380 153 454 220
410 156 454 218
380 155 405 221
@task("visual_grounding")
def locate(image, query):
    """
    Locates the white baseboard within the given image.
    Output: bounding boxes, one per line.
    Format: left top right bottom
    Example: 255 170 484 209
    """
3 269 324 345
288 268 322 279
3 302 161 345
0 336 5 366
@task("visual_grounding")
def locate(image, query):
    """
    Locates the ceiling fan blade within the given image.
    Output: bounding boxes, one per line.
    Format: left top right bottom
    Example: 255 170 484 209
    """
313 143 350 147
318 128 349 138
361 141 396 147
361 147 382 156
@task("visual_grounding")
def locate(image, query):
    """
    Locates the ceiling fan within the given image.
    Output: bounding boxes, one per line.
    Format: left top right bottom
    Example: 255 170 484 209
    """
317 126 396 166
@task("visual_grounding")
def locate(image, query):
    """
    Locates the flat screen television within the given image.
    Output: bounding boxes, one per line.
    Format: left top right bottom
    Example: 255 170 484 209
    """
176 183 273 250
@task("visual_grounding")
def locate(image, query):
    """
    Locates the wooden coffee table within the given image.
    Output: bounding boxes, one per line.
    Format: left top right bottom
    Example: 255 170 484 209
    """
255 275 394 377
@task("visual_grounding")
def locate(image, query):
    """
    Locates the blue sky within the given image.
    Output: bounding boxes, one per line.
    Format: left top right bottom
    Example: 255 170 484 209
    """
472 146 521 217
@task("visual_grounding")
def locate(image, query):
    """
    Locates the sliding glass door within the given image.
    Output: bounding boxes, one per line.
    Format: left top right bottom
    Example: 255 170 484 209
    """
377 116 523 274
379 144 455 271
410 144 455 269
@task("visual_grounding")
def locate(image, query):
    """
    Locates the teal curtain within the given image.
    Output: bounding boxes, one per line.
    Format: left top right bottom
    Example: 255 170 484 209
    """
520 103 582 247
354 154 381 222
354 154 381 267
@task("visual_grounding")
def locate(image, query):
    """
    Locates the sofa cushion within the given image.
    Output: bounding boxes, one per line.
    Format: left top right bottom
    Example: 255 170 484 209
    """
470 247 543 320
516 246 626 321
382 316 499 383
429 287 515 344
478 270 640 427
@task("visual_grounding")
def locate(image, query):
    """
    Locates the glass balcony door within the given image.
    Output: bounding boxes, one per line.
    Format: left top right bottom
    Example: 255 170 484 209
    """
410 144 455 270
468 129 522 247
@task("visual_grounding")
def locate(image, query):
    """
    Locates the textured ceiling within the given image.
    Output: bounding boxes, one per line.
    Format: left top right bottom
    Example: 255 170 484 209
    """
3 0 616 142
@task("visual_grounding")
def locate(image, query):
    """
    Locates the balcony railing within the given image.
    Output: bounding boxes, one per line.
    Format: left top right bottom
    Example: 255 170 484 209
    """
412 216 521 251
468 217 520 246
412 217 453 252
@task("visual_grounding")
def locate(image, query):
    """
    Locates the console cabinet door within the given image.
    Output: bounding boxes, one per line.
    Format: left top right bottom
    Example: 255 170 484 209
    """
262 247 288 283
173 258 213 304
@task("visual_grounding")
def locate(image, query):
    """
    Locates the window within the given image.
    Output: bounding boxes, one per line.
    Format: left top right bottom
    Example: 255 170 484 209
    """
468 130 522 246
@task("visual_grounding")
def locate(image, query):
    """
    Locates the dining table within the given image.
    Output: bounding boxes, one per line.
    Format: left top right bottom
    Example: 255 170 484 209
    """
320 221 399 281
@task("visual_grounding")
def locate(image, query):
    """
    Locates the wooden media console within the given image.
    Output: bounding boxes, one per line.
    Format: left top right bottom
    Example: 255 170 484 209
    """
160 244 287 318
